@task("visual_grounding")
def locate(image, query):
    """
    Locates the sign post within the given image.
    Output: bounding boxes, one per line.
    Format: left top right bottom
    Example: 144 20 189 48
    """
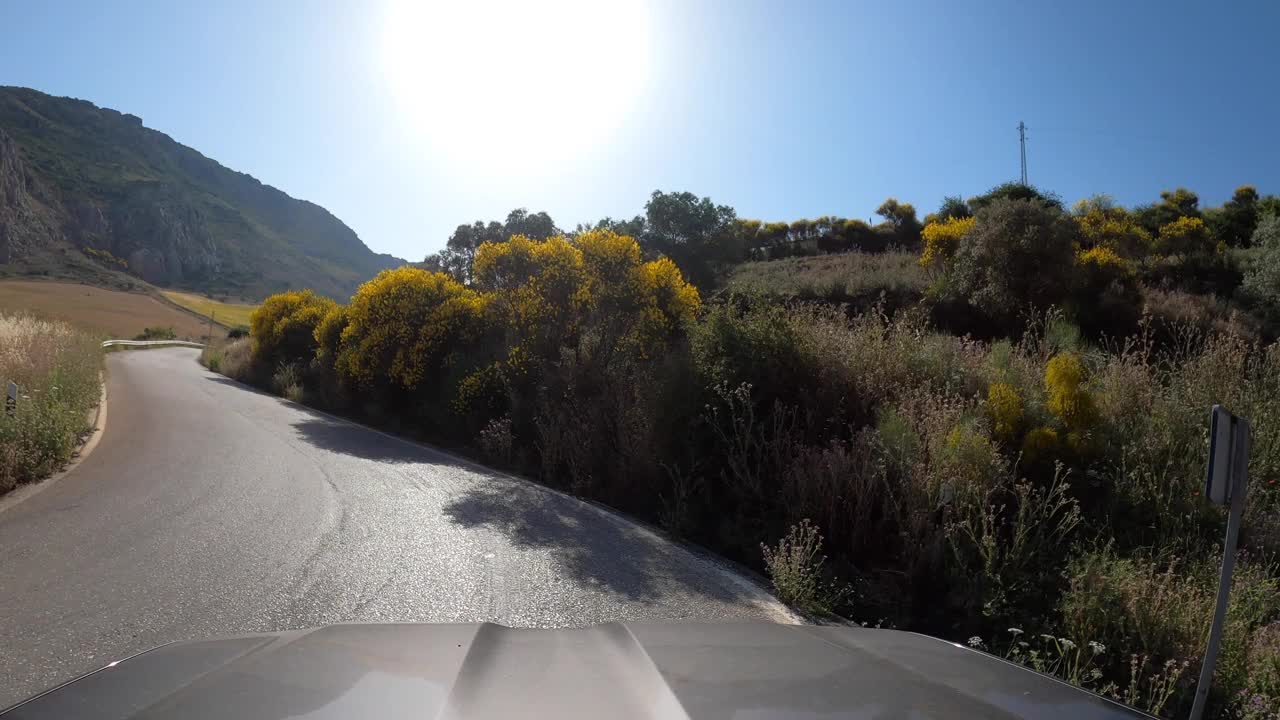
5 381 16 417
1190 405 1251 720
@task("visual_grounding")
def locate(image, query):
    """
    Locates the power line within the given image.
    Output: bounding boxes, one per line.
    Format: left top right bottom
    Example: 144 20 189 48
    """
1018 121 1028 186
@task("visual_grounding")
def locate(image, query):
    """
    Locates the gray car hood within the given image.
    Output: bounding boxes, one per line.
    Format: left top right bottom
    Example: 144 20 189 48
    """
2 623 1149 719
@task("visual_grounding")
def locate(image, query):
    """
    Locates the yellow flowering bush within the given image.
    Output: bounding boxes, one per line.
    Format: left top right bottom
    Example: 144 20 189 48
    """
313 305 349 362
474 235 588 350
919 216 975 269
576 227 643 284
471 230 700 361
1074 246 1135 299
337 267 489 390
1076 246 1131 275
1074 205 1152 258
987 383 1024 440
1156 216 1212 257
1022 425 1059 460
1045 352 1096 433
635 256 703 343
250 290 337 369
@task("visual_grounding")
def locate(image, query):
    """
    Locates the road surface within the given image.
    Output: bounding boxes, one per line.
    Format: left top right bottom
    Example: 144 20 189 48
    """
0 348 792 708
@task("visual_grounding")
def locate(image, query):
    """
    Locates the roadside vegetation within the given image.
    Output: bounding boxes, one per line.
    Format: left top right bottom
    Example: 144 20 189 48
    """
208 186 1280 719
0 314 103 493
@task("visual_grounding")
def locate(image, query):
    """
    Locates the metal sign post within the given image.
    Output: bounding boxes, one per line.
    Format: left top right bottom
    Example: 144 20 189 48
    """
1190 405 1251 720
5 381 16 416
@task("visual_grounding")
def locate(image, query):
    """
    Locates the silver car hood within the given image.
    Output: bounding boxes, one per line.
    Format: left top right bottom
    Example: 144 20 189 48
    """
2 623 1149 719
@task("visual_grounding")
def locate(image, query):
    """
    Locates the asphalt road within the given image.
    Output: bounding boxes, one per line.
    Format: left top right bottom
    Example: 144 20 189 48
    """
0 348 793 708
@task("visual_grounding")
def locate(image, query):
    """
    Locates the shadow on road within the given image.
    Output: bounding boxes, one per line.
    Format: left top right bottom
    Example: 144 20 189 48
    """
203 374 469 468
290 417 465 466
202 370 765 609
442 481 761 606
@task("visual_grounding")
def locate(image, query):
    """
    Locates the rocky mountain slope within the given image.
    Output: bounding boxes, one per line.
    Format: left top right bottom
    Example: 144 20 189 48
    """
0 86 402 299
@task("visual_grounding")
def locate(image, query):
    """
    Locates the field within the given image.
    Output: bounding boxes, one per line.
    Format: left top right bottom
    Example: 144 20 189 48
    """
0 281 213 340
159 290 258 328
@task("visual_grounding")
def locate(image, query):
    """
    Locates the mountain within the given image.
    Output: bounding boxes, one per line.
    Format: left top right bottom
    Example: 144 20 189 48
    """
0 86 403 300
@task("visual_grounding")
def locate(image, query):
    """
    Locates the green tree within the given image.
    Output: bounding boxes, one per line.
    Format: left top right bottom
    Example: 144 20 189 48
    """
1212 185 1262 248
579 215 647 238
875 198 923 247
640 190 738 288
925 195 972 224
968 182 1062 213
503 208 559 240
431 210 560 284
1134 187 1201 236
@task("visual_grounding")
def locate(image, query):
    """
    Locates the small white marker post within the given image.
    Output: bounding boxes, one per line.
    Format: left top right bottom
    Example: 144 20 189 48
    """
1189 405 1251 720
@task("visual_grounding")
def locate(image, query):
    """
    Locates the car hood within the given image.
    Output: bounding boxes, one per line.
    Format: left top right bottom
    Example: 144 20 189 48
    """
2 623 1148 720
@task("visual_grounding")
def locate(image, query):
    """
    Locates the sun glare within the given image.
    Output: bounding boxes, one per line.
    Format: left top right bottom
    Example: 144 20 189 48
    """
383 0 652 170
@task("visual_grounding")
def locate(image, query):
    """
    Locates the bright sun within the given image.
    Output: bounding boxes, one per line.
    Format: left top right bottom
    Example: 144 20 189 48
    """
382 0 652 170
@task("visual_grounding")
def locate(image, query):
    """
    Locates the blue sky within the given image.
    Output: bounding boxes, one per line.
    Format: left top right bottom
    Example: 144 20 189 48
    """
3 0 1278 261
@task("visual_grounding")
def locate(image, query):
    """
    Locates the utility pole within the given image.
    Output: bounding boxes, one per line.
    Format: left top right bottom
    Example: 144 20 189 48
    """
1018 121 1028 186
207 310 215 345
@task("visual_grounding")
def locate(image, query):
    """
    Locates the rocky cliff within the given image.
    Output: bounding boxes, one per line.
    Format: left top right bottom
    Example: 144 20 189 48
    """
0 87 403 299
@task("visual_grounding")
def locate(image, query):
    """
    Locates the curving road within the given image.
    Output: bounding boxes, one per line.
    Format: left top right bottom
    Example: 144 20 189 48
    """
0 348 793 708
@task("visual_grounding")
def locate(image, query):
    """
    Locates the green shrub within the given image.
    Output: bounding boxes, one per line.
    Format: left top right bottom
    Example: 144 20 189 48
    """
945 198 1077 332
135 326 176 341
1242 214 1280 323
946 468 1081 624
761 519 849 615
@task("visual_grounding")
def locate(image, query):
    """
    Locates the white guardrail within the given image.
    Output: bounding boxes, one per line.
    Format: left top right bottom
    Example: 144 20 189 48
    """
101 340 206 349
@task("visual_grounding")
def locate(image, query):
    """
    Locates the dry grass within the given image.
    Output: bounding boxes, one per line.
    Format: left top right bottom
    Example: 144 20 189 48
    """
726 250 927 300
0 281 212 340
200 337 253 382
0 314 103 492
159 290 258 328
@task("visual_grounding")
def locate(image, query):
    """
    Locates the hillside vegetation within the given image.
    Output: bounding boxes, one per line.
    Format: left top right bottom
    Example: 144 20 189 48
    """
726 250 926 306
209 185 1280 719
0 86 403 299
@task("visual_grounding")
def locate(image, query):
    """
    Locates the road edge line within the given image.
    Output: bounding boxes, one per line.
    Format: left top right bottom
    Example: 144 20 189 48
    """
0 370 109 516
